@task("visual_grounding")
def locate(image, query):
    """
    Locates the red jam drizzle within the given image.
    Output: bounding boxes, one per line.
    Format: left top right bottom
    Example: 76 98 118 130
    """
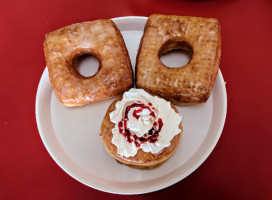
125 103 156 119
132 108 143 120
117 102 163 147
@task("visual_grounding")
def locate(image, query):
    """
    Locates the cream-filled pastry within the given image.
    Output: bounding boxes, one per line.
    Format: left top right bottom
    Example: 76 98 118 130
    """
100 88 183 169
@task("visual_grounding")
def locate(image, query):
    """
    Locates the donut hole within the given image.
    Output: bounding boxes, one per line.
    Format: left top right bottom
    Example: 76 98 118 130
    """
159 41 193 68
74 54 100 77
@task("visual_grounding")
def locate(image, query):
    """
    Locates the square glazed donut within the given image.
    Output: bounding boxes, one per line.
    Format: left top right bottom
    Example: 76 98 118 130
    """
44 20 133 107
136 14 221 105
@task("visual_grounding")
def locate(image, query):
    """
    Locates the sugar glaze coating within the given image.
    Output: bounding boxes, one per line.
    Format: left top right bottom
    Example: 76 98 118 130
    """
136 14 221 105
44 20 133 107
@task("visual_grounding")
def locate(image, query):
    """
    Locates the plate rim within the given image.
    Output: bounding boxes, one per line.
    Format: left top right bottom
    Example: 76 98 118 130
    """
35 16 227 195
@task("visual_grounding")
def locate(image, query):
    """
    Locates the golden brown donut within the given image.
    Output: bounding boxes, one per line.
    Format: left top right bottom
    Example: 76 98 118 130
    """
43 20 133 107
136 14 221 105
100 94 183 169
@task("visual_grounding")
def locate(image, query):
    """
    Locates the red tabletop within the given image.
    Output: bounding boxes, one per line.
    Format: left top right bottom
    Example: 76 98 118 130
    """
1 0 272 199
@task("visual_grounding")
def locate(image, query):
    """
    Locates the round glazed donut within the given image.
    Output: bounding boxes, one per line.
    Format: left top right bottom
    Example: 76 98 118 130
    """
43 20 133 107
136 14 221 105
100 92 183 169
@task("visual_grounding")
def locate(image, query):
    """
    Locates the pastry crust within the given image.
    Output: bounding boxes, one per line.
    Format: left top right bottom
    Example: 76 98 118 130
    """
44 20 133 107
100 95 183 169
136 14 221 105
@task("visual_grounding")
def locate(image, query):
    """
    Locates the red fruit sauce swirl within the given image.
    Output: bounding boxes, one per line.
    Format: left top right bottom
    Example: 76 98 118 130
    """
117 102 163 147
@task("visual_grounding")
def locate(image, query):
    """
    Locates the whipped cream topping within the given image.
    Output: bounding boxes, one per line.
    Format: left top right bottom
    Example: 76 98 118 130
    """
126 104 156 137
109 88 182 158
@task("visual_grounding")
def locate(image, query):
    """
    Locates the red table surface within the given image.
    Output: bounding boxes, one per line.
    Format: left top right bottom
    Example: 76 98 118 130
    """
1 0 272 199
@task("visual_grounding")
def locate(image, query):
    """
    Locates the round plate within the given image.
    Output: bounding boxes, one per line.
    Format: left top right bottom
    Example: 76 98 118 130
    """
35 16 227 194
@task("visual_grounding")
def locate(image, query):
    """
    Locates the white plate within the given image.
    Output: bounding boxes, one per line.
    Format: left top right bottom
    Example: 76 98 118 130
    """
35 16 227 194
